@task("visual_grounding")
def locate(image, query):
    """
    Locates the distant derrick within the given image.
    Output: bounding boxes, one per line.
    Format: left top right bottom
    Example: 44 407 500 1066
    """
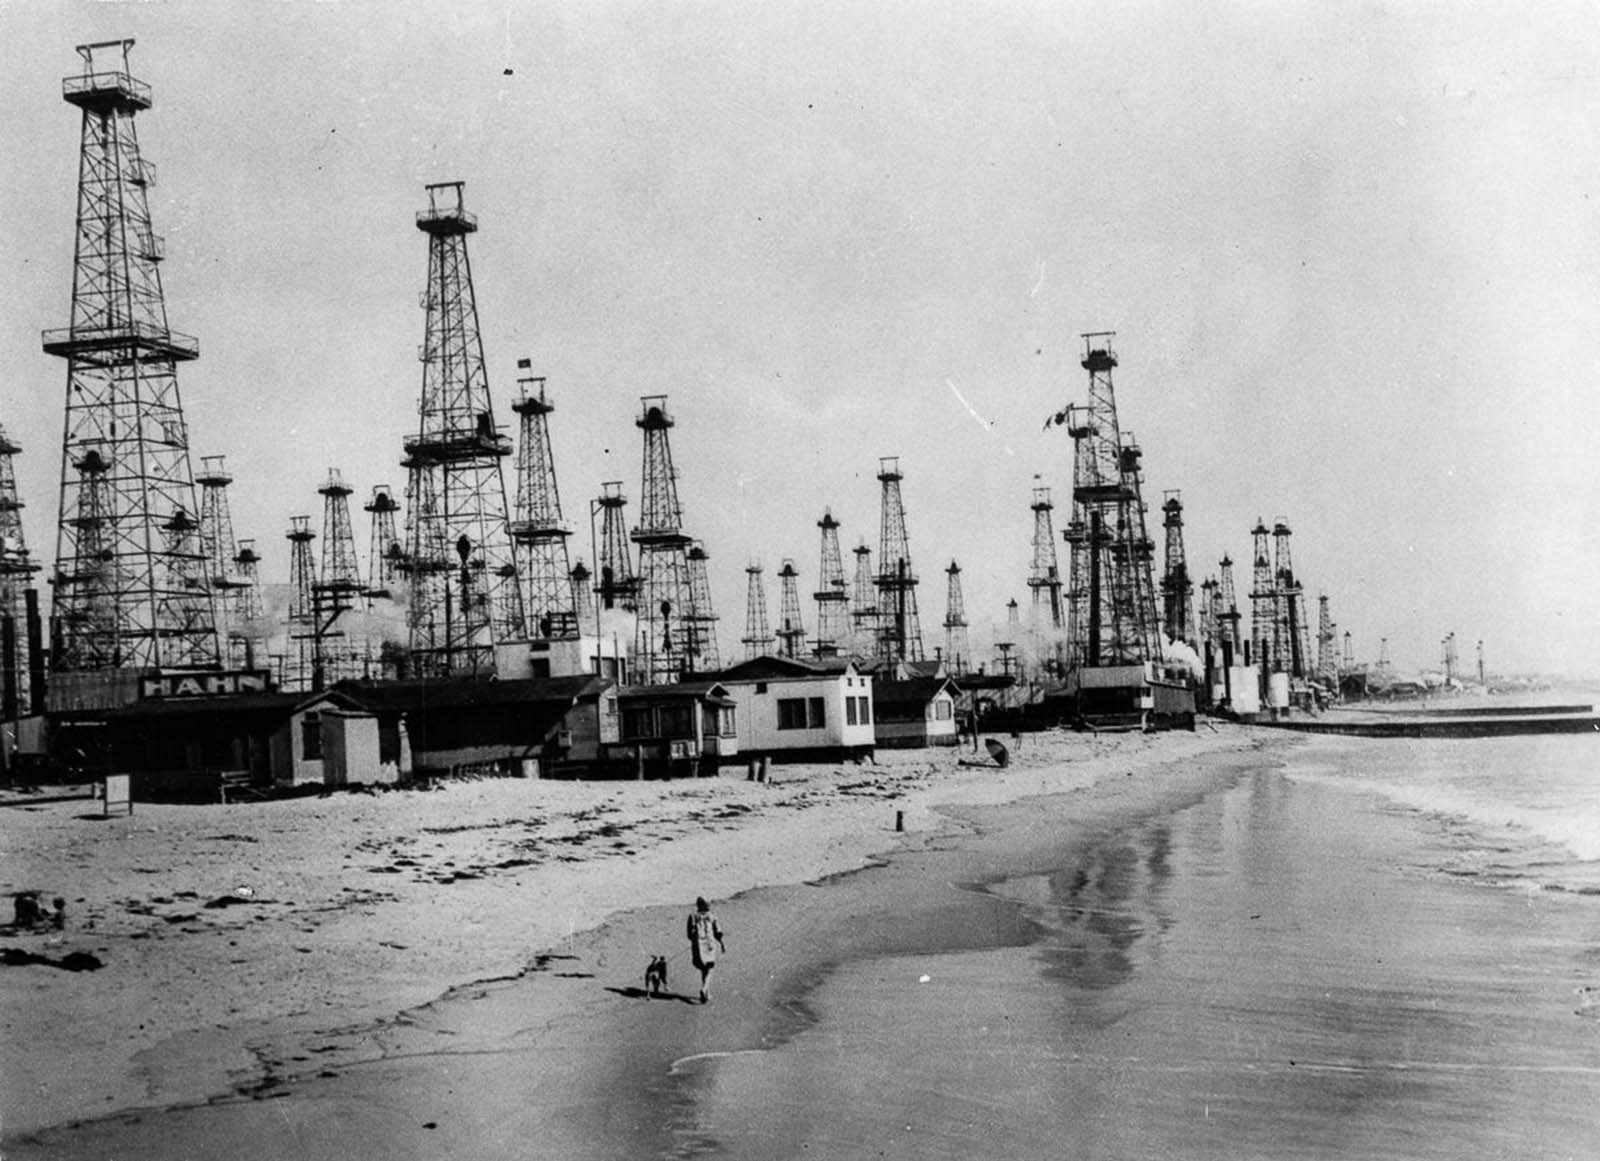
1059 334 1160 667
363 485 404 600
1027 480 1064 631
812 511 848 657
1216 554 1243 659
741 562 773 661
44 40 219 673
314 469 363 684
0 426 39 711
402 182 523 677
874 456 923 664
1317 594 1340 688
1273 521 1311 680
284 515 317 691
849 541 877 650
509 365 578 641
632 397 718 683
684 542 721 672
231 538 264 667
595 482 638 612
1160 490 1195 648
942 560 970 676
569 560 595 635
195 455 252 669
775 559 806 659
1198 576 1218 650
1249 520 1278 671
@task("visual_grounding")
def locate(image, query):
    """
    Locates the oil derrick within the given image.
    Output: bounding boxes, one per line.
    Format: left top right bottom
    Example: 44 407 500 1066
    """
1197 577 1218 648
1317 594 1339 688
1249 521 1279 671
231 539 264 668
0 427 40 712
569 561 595 637
364 486 404 600
44 40 219 674
683 542 721 672
849 542 877 647
284 516 317 691
632 397 694 683
1027 481 1064 630
942 561 970 676
509 365 578 641
775 560 806 659
314 469 363 683
402 182 523 677
812 511 848 657
1216 555 1243 659
595 482 638 612
1273 521 1311 680
1160 491 1195 647
741 562 773 661
1058 334 1159 668
195 456 251 668
874 456 923 664
996 598 1020 677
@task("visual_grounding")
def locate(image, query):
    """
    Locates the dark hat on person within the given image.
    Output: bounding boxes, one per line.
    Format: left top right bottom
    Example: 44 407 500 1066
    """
695 896 709 911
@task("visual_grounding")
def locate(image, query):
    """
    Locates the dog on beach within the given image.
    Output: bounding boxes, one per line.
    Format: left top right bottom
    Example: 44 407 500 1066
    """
644 955 669 998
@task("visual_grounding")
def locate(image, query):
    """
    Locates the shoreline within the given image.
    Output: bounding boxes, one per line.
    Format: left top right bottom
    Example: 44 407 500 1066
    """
2 726 1271 1146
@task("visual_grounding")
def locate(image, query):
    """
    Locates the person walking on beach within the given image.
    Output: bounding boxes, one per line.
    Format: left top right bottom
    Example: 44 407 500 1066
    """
686 896 725 1004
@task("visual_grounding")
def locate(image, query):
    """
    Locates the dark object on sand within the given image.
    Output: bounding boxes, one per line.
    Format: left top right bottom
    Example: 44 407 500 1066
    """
0 947 103 971
985 738 1010 768
645 955 668 998
12 891 43 927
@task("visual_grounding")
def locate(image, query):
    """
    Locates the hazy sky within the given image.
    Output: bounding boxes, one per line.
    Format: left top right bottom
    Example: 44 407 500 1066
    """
2 1 1596 676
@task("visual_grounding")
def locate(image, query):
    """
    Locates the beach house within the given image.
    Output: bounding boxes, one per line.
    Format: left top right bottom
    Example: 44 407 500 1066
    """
713 655 875 763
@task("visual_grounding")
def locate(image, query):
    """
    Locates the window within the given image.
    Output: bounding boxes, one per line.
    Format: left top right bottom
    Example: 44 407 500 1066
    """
808 698 825 728
720 706 737 737
935 699 953 720
755 682 768 694
658 704 693 737
846 698 858 726
621 706 655 740
857 697 871 725
777 698 808 730
301 713 323 761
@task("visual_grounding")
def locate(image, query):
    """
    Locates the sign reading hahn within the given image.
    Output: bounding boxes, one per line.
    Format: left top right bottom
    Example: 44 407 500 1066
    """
138 671 272 700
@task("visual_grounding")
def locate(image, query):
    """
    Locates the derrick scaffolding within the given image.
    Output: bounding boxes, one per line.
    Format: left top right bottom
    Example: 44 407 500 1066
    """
44 39 220 673
874 456 923 664
0 427 39 712
813 511 848 657
402 182 523 677
632 397 695 683
509 364 578 640
1059 334 1159 668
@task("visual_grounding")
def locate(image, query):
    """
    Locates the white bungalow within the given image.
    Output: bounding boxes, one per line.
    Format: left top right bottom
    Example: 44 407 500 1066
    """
715 656 875 763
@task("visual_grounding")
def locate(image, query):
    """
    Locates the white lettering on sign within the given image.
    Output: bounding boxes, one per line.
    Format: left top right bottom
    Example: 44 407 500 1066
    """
138 671 271 700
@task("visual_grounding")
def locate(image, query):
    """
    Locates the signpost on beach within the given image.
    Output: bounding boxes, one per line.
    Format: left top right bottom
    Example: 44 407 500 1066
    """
102 774 131 817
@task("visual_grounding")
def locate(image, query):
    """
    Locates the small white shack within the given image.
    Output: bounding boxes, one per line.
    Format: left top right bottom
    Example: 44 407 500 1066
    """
715 656 875 763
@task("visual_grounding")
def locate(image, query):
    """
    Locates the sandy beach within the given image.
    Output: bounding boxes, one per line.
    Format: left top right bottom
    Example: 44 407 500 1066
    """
1 726 1258 1151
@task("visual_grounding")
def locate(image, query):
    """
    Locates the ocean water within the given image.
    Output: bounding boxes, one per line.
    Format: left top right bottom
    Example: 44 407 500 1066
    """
661 734 1600 1160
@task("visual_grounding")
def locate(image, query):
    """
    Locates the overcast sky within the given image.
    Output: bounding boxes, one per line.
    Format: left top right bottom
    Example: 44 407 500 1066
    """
2 1 1596 677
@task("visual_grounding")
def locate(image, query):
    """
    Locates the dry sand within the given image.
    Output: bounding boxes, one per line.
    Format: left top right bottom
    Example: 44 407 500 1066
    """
0 725 1265 1145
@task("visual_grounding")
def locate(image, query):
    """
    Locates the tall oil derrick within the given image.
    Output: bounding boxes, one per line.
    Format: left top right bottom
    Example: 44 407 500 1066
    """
942 561 970 676
43 40 219 674
1027 481 1064 630
402 181 523 677
1273 521 1311 680
363 485 404 601
741 562 773 661
284 516 318 691
509 365 577 641
775 559 806 659
1160 490 1195 647
1058 334 1159 668
874 456 923 664
849 541 877 646
632 397 694 683
683 542 721 672
1249 521 1279 671
314 469 364 683
1316 594 1339 688
1216 555 1243 659
569 561 595 637
195 456 252 668
595 481 638 612
0 427 40 712
1343 632 1354 670
813 511 849 657
1197 577 1218 648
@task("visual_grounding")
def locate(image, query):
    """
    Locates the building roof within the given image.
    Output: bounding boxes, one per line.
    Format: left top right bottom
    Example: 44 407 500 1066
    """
331 674 608 714
61 690 325 723
714 655 859 682
873 676 956 708
616 681 735 706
